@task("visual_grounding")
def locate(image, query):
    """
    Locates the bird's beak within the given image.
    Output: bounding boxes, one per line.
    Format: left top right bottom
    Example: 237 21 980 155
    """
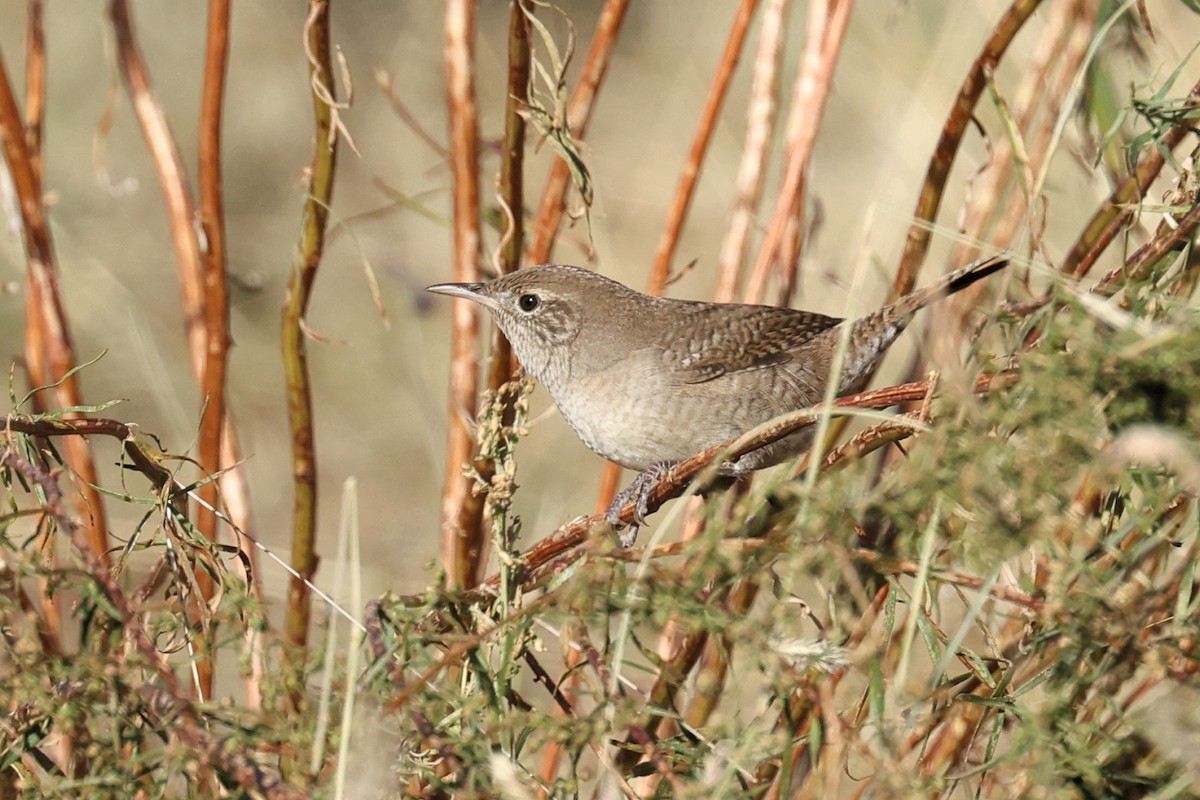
426 282 499 311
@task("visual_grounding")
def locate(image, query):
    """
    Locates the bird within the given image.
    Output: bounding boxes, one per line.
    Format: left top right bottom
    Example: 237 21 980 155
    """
428 255 1007 542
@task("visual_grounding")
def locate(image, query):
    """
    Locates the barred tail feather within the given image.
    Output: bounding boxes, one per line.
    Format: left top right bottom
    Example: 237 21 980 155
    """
895 255 1009 317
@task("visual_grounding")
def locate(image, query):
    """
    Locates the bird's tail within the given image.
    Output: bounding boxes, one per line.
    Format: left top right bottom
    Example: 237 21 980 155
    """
837 255 1008 391
890 254 1009 319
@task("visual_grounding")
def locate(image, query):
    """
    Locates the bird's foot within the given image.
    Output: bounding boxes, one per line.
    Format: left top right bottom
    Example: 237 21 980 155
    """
605 463 673 547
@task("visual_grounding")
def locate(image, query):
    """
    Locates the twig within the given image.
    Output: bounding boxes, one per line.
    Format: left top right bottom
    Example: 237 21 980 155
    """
109 0 261 697
457 1 536 591
11 0 63 695
375 69 450 158
108 0 205 368
818 415 921 471
849 549 1042 610
1113 196 1200 284
496 1 531 283
198 0 262 709
946 0 1094 287
1061 96 1200 281
1019 77 1200 344
110 0 226 693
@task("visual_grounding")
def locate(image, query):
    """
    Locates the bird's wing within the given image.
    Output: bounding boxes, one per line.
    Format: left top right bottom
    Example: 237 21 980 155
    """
669 303 843 385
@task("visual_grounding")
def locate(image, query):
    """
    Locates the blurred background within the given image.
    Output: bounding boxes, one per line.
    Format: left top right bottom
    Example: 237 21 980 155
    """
1 1 1196 604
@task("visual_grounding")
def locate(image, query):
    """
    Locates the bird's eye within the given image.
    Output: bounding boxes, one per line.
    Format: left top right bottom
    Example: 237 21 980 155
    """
518 293 540 312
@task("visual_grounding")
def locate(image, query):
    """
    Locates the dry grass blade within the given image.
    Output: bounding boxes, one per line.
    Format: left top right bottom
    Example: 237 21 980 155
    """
525 0 630 264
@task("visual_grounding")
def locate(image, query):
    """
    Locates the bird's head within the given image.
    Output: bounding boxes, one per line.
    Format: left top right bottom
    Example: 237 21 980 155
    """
427 265 635 386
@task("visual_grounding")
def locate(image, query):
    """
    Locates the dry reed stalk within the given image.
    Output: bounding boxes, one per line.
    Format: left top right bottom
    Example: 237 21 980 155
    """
0 25 110 568
948 0 1097 276
496 3 532 274
109 0 233 695
281 0 340 658
926 1 1098 396
714 0 790 303
863 0 1044 481
4 1 64 682
196 0 232 603
645 0 760 296
198 0 264 709
744 0 853 305
23 0 44 184
3 26 106 775
108 0 206 378
450 0 536 594
106 0 262 699
440 0 486 588
892 0 1043 301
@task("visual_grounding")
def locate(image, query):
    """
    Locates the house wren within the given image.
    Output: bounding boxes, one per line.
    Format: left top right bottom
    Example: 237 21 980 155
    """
428 255 1006 538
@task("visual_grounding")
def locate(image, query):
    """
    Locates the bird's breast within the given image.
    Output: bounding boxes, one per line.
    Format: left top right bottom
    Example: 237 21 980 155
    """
546 347 813 471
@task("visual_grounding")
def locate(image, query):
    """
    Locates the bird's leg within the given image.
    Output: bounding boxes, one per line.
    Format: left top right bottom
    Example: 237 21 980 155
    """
605 462 674 547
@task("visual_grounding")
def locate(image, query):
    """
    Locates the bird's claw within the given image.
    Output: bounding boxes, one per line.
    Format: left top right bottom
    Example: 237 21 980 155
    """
605 463 673 547
616 524 640 549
